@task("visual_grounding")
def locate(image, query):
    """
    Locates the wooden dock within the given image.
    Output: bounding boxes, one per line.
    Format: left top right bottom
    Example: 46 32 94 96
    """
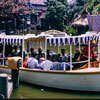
0 74 13 99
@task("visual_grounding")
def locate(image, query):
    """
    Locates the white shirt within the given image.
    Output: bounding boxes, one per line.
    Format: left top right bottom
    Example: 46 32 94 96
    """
26 57 38 69
41 60 53 71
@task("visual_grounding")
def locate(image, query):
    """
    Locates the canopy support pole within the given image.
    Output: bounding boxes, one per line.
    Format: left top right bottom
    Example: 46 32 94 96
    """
79 37 80 51
45 37 47 60
88 37 90 69
22 34 24 67
70 41 72 71
3 36 5 66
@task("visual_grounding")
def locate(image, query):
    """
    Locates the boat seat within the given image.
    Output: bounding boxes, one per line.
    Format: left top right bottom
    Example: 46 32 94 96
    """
72 60 88 70
76 60 100 70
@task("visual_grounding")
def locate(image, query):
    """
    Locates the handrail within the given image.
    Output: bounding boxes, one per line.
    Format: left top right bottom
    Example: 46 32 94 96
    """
0 94 5 99
65 60 88 64
72 60 88 64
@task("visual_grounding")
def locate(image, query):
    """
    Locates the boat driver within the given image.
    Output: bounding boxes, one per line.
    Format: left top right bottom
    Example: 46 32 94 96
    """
80 40 97 61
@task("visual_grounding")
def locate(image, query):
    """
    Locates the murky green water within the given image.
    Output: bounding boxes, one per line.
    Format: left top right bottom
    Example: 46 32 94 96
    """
10 82 100 99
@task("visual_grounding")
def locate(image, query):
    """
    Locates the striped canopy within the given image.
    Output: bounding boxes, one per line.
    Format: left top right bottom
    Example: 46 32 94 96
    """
0 32 99 45
46 34 99 46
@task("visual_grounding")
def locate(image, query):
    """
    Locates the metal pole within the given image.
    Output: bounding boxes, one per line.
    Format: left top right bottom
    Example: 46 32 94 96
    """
69 35 72 71
88 37 90 69
22 34 24 67
79 37 80 51
45 37 47 60
3 36 5 65
70 43 72 71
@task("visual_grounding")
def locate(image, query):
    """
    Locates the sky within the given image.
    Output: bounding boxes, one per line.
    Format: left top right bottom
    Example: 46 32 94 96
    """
67 0 76 5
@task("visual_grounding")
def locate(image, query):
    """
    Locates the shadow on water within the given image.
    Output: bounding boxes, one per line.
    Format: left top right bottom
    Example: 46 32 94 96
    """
10 81 100 99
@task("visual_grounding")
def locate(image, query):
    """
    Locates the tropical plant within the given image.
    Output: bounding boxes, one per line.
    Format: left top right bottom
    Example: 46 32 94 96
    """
64 26 76 36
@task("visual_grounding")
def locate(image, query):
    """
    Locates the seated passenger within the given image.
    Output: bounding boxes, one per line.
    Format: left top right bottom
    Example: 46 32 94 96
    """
38 57 45 69
80 40 97 61
60 62 73 70
73 49 80 62
52 55 60 70
61 49 67 62
41 55 53 71
26 53 38 69
23 56 29 68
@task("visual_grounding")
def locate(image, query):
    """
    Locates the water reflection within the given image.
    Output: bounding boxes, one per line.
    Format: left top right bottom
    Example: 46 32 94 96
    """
10 82 100 99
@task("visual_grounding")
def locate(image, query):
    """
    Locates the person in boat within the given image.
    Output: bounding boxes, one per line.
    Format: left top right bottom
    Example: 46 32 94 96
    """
38 57 45 69
41 52 45 58
47 49 50 59
52 55 60 70
12 46 19 56
18 46 26 61
73 49 81 62
23 56 29 68
40 55 53 71
29 48 35 57
37 48 42 63
61 49 67 62
80 40 97 61
26 53 38 69
50 52 56 62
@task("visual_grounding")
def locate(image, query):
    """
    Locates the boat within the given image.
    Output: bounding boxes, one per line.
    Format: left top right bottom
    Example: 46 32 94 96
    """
0 31 100 91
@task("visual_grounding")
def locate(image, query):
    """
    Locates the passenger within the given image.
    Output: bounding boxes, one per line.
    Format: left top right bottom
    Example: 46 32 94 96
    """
26 53 38 69
12 46 19 56
29 48 35 57
57 54 62 62
73 49 81 62
41 53 45 58
41 55 53 71
23 56 29 68
38 57 45 69
50 52 56 62
61 49 67 62
47 49 50 59
52 55 60 70
60 62 73 70
5 53 13 65
18 46 26 60
37 48 42 63
80 40 97 61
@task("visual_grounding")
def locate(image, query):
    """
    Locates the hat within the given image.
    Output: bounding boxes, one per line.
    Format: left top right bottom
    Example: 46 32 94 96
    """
91 40 96 45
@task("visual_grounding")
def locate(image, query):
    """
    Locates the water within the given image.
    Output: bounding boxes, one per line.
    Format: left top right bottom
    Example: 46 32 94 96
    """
10 82 100 99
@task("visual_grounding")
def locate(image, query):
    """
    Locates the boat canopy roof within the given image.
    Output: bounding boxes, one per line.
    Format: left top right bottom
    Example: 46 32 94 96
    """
0 31 99 45
46 31 99 46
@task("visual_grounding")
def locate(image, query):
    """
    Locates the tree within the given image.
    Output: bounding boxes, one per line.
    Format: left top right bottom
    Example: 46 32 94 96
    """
0 0 31 34
45 0 67 31
64 26 76 36
92 4 100 15
0 0 30 17
88 0 100 14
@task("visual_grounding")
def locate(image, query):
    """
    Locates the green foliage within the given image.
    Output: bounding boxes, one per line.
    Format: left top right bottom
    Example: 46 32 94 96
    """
92 3 100 15
45 0 67 31
76 0 88 6
88 0 100 14
64 26 76 36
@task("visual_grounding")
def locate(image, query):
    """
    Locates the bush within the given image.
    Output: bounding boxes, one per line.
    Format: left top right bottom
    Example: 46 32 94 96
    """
64 26 76 36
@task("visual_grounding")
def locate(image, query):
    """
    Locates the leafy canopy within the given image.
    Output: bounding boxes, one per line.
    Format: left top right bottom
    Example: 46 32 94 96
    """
45 0 67 31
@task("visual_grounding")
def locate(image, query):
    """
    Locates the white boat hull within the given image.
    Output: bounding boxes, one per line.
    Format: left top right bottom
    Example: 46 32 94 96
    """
0 66 100 91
